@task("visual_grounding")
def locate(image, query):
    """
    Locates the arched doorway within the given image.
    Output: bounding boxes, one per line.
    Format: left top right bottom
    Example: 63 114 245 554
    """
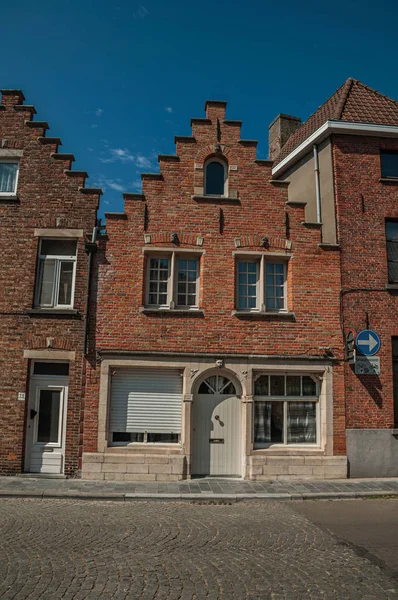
191 373 242 477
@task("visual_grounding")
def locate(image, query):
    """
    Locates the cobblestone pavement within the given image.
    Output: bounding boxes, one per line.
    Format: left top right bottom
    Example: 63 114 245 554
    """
1 476 398 501
0 498 397 599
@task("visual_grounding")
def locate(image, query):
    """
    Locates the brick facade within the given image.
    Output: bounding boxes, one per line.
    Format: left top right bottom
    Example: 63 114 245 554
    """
0 90 100 476
333 134 398 429
82 100 346 480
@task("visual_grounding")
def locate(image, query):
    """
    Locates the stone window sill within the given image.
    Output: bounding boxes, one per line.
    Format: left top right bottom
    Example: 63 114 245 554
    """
392 429 398 436
0 194 18 201
379 177 398 184
27 308 79 316
232 310 296 321
386 284 398 290
140 307 204 316
191 194 240 203
251 447 323 455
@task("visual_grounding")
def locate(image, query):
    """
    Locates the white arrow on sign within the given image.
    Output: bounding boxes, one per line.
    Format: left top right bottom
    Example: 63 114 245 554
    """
357 333 378 352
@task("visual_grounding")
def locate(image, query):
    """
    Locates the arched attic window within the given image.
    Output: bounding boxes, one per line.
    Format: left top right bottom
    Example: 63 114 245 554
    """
204 157 228 196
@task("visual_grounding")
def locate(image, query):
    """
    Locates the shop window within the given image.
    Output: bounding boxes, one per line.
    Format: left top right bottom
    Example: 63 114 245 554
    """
146 252 201 310
34 239 77 308
0 161 19 196
386 221 398 283
253 374 318 446
204 158 227 196
236 256 288 313
381 151 398 179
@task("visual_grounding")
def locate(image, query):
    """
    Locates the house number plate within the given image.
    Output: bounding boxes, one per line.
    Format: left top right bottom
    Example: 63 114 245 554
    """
209 438 224 444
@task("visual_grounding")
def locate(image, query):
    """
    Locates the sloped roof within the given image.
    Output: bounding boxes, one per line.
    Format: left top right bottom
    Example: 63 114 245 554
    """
274 78 398 166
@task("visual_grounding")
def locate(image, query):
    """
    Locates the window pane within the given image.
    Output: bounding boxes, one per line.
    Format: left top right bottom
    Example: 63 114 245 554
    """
147 433 179 443
270 375 284 396
178 259 187 270
0 162 18 193
37 390 61 443
40 239 77 256
287 402 316 443
33 362 69 376
381 152 398 178
237 262 257 310
205 161 225 195
254 402 283 444
147 257 169 305
57 261 73 305
254 375 268 395
112 432 144 443
286 376 300 396
254 402 271 443
302 376 317 396
38 259 56 306
386 222 398 241
176 258 198 306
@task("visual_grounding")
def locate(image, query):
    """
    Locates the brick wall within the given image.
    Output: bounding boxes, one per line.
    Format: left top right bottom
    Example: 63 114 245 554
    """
333 134 398 430
84 101 346 456
0 90 99 475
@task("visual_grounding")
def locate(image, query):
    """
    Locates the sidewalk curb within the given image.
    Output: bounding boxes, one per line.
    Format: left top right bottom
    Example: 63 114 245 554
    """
1 490 397 502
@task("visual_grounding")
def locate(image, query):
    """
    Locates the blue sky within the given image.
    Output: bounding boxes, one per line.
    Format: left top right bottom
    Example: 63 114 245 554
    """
1 0 397 219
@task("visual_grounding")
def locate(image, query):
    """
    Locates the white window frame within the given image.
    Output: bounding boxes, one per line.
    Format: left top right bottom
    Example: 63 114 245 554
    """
145 249 201 310
204 157 228 197
235 254 288 313
0 159 20 196
253 373 320 448
34 238 77 309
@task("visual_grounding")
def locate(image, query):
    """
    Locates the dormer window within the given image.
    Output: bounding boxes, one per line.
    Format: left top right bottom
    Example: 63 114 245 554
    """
204 157 227 196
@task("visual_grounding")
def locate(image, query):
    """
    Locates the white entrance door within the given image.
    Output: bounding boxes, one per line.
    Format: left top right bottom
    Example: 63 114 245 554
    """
191 375 241 477
25 380 67 474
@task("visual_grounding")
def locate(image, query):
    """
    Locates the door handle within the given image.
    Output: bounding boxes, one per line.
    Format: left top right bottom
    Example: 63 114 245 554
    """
214 415 220 421
30 409 38 419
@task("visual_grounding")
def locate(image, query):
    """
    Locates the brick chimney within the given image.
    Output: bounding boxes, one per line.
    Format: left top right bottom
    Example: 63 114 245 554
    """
268 114 301 160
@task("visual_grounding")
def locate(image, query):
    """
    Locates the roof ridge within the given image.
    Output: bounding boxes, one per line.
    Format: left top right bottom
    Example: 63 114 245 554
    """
353 79 398 108
332 77 355 120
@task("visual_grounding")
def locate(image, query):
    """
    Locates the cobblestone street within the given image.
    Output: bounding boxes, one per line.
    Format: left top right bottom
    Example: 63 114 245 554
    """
0 498 397 599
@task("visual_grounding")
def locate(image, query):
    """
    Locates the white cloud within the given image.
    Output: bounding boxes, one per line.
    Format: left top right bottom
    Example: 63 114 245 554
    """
95 108 104 117
99 148 153 170
92 175 126 193
165 106 173 113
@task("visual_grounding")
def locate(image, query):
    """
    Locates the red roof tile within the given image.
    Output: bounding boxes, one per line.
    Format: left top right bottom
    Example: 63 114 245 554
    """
274 78 398 166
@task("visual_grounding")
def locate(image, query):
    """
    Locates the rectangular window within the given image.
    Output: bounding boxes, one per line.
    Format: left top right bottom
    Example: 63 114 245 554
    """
35 239 77 308
146 252 200 309
381 151 398 179
236 256 287 313
0 161 19 195
386 221 398 283
253 374 318 447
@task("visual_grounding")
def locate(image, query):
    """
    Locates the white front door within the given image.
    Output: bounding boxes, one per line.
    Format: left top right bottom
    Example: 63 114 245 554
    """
191 375 242 477
25 380 67 474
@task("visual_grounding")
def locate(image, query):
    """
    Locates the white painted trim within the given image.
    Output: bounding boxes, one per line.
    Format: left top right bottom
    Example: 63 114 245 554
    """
272 120 398 177
34 228 84 238
24 349 76 360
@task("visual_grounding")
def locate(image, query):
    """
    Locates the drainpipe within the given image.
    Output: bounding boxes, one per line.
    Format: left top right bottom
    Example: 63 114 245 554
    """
313 144 322 224
83 225 98 356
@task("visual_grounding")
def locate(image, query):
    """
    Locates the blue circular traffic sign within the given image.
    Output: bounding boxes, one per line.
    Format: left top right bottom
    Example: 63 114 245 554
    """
356 330 381 356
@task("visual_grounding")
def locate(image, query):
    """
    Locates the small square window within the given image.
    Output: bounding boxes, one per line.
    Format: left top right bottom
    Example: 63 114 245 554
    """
381 151 398 179
35 239 77 309
0 161 19 195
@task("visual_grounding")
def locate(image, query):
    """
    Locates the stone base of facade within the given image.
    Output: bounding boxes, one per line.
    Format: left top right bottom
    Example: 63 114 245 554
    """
247 454 347 480
82 451 187 482
347 429 398 477
82 451 347 481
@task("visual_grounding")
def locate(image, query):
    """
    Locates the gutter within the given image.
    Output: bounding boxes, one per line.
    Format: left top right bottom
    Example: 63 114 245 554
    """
272 120 398 178
83 226 98 355
313 144 322 224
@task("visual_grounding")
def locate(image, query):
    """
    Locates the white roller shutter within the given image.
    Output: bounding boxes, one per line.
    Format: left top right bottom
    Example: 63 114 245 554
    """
110 368 182 434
